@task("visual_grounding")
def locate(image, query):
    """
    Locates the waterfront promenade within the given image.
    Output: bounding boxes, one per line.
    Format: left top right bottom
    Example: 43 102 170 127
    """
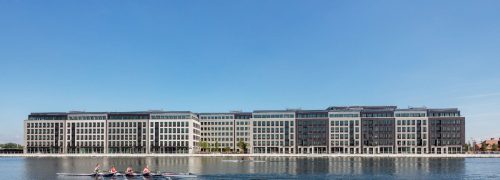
2 153 500 158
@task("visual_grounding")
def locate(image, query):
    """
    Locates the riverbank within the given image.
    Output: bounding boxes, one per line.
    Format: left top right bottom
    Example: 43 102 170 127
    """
1 153 500 158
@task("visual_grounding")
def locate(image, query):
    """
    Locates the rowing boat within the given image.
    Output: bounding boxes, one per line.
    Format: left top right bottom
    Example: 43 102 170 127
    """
57 172 197 178
142 173 164 177
56 172 115 177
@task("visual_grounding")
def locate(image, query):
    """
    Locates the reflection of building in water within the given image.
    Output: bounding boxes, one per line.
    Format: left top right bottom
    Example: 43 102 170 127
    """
253 157 298 174
24 106 465 154
328 157 362 175
428 158 465 175
361 158 396 175
393 158 430 177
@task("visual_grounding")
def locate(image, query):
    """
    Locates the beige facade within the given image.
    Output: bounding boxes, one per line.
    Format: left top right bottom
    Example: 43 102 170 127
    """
24 111 200 154
328 111 362 154
199 113 235 152
394 109 429 154
251 111 296 154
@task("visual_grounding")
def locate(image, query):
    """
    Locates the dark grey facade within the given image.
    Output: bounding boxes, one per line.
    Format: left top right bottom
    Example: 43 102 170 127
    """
428 109 465 154
360 107 396 154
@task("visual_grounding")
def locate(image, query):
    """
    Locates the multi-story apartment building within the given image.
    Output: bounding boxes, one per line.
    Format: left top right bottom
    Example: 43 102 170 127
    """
296 110 329 154
327 107 362 154
149 111 201 154
394 108 429 154
251 110 296 154
67 112 107 154
24 106 466 154
25 111 200 154
199 113 236 152
107 112 148 154
360 106 396 154
198 112 252 153
428 108 465 154
25 113 66 154
234 112 252 153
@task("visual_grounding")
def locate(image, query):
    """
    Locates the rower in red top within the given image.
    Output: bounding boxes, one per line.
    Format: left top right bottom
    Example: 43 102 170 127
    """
109 166 117 174
143 165 151 175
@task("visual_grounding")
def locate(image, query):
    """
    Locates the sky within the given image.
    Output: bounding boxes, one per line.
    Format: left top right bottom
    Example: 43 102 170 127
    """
1 1 499 144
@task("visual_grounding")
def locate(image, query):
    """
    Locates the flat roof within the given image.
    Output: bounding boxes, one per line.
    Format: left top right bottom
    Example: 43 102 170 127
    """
30 111 194 116
253 110 297 113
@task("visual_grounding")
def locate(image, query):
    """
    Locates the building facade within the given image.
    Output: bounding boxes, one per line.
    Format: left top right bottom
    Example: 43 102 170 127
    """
25 111 200 154
149 112 201 154
251 110 296 154
394 108 429 154
199 113 236 152
428 108 465 154
328 107 362 154
24 106 465 154
360 106 397 154
296 110 329 154
234 112 252 153
198 112 252 153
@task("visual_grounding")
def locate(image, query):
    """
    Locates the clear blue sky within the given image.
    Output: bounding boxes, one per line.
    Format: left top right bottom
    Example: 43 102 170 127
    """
1 1 499 144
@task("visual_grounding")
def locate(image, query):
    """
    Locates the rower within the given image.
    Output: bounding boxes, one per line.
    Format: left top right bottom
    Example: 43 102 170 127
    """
126 166 133 174
143 165 151 174
109 166 117 174
94 163 100 174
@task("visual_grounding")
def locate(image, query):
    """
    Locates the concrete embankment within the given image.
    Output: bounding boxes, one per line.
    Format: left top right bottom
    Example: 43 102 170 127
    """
1 153 500 158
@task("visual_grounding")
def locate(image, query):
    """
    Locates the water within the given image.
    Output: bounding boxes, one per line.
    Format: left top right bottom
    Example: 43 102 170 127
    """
0 157 499 179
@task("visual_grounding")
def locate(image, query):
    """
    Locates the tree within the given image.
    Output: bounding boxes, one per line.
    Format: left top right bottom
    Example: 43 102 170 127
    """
213 141 220 152
464 142 472 152
237 140 248 154
200 141 209 152
223 147 231 153
492 144 498 151
480 141 488 151
464 144 470 152
0 143 23 149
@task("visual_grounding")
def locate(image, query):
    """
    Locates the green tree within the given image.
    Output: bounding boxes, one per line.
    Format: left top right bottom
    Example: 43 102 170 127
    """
237 140 248 153
200 141 209 152
223 147 231 153
213 141 220 152
492 144 498 151
0 143 23 149
464 143 470 152
480 141 488 151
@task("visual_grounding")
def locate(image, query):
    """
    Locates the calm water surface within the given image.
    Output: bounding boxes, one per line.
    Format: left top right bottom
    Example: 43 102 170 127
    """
0 157 499 179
